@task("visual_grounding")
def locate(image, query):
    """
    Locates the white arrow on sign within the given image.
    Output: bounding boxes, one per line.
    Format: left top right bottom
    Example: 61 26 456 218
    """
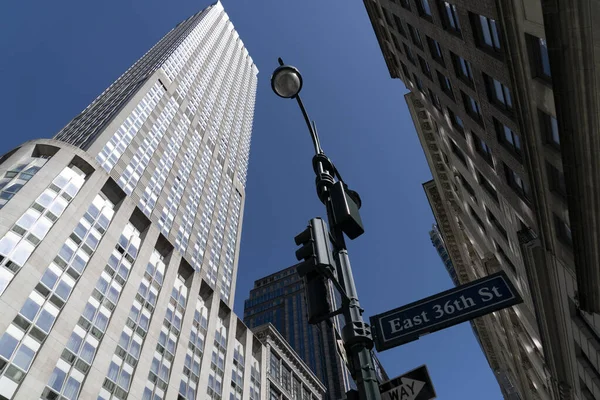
380 378 425 400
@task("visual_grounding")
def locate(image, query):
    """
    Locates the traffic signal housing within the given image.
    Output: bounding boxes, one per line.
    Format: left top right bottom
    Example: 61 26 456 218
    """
294 218 336 324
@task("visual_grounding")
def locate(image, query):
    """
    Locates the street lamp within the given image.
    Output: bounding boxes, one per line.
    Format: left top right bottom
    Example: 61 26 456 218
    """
271 58 381 400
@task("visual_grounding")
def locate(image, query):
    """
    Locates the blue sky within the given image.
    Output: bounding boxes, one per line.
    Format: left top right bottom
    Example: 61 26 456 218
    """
0 0 502 398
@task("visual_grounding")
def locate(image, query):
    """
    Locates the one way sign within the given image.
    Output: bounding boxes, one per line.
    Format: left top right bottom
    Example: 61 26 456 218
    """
379 365 436 400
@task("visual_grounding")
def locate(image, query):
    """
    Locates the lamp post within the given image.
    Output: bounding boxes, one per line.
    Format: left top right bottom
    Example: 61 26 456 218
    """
271 58 382 400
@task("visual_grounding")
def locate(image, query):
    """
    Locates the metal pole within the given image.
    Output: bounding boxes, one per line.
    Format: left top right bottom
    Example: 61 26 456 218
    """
315 158 382 400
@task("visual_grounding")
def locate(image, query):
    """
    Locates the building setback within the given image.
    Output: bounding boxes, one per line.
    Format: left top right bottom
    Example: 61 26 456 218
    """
0 2 324 400
364 0 600 399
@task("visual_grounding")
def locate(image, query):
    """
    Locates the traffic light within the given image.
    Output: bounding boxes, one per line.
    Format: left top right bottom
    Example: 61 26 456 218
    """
294 217 335 277
294 218 335 324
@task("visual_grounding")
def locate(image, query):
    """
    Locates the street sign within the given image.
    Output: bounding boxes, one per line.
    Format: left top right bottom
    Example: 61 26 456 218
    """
379 365 435 400
370 271 522 352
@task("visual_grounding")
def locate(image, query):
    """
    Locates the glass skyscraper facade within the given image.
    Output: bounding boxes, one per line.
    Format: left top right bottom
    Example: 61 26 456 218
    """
243 267 384 400
0 2 290 400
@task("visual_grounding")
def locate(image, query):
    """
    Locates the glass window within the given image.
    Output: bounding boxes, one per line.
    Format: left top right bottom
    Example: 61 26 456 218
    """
427 37 444 64
442 2 461 33
36 308 56 332
428 89 442 110
66 331 83 353
12 239 34 266
452 53 473 84
80 341 95 364
437 71 453 99
475 14 501 52
495 119 522 156
13 344 35 370
407 24 424 48
473 134 494 166
547 162 567 198
31 217 52 239
16 210 40 230
48 367 67 392
41 268 59 289
527 34 551 80
0 333 19 359
403 43 415 65
56 279 73 300
418 0 432 17
20 297 41 321
63 376 81 400
462 92 482 122
485 75 512 110
539 109 560 148
0 231 20 256
504 163 530 201
553 213 572 247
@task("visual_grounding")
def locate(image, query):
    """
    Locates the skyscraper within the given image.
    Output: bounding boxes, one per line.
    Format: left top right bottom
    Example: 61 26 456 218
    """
0 2 314 400
364 0 600 398
243 267 352 400
426 218 520 400
243 267 389 400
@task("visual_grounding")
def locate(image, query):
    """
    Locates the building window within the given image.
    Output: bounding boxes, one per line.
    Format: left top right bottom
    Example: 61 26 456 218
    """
472 133 494 166
393 14 407 37
440 1 461 35
472 13 502 54
495 242 517 275
383 8 395 28
553 213 572 247
539 109 560 148
427 37 445 65
417 0 433 19
270 386 280 400
413 73 425 92
437 71 454 99
407 24 424 48
403 43 416 65
478 171 499 202
546 162 567 199
447 108 464 134
462 92 483 124
485 75 513 112
469 206 486 232
495 119 522 158
459 174 476 198
391 35 402 54
418 56 432 79
400 62 410 81
400 0 411 10
486 207 508 241
428 89 442 110
526 34 551 82
269 352 280 382
450 140 468 166
504 163 531 201
451 53 473 86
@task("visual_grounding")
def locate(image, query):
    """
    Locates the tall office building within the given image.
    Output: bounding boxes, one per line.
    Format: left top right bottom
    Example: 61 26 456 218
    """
243 267 353 400
364 0 600 399
0 3 327 400
427 219 520 399
429 224 458 286
243 267 389 400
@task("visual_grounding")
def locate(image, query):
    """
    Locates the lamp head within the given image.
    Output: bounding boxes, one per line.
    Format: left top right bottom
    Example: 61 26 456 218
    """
271 64 303 98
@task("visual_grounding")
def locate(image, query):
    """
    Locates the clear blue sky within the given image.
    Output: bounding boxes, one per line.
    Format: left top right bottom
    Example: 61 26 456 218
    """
0 0 502 398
